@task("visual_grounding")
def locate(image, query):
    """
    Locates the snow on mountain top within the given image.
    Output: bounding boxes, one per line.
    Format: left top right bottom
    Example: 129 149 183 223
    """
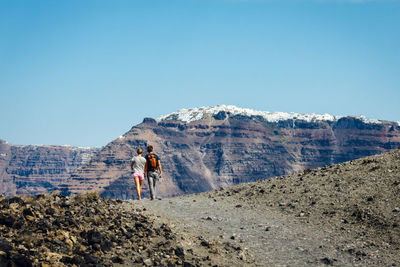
157 105 382 124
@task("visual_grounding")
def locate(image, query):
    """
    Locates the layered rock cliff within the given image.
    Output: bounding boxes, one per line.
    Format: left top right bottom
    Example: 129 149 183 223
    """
0 140 99 196
58 105 400 199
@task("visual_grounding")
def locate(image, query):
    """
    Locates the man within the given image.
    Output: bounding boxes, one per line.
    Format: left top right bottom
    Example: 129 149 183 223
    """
144 145 162 200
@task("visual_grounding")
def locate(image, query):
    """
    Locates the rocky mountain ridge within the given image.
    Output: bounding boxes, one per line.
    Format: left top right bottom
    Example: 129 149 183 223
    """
58 105 400 199
0 140 100 197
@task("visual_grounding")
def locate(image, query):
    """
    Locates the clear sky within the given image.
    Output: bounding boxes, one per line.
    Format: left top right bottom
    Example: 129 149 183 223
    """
1 0 399 147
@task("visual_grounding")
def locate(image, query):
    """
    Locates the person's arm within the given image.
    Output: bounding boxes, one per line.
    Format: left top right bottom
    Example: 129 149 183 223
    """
130 160 134 171
158 160 162 178
144 161 147 177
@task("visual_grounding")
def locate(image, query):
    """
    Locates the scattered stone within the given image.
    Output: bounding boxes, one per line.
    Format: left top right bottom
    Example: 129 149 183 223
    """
111 255 124 263
143 258 152 266
86 229 102 245
0 239 12 253
175 246 185 257
320 257 334 265
239 251 246 261
200 240 211 248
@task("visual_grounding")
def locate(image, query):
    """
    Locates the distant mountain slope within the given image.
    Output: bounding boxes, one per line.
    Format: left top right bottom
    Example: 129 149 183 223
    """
58 105 400 199
0 140 99 196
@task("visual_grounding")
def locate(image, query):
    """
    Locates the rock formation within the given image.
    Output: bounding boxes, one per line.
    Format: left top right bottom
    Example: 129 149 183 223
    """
0 193 203 266
58 105 400 199
0 140 99 197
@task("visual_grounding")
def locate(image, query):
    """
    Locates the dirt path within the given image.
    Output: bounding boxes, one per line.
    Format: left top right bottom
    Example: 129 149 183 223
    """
129 192 357 266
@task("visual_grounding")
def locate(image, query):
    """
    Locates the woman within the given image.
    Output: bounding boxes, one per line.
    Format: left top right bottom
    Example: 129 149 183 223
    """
130 148 146 200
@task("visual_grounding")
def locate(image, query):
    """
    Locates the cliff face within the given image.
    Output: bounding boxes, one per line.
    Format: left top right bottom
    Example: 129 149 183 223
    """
0 140 99 196
58 106 400 199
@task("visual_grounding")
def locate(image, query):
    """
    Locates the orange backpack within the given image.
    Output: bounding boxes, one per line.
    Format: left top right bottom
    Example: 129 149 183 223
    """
147 154 158 171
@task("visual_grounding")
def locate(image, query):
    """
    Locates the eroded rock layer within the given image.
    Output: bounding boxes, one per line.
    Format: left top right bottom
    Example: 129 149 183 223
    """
0 140 99 196
59 111 400 199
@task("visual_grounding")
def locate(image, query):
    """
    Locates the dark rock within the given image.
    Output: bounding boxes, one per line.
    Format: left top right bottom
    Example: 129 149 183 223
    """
200 240 211 248
8 196 25 205
61 256 84 265
22 208 34 217
0 215 15 227
13 217 24 230
45 207 55 215
111 255 124 263
101 240 113 251
183 262 196 267
87 229 102 245
175 246 185 257
0 239 12 252
0 254 11 267
84 254 99 264
320 257 334 265
11 254 32 267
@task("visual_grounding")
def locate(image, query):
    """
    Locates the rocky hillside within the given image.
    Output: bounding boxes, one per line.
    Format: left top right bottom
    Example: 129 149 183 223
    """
0 140 99 197
0 193 205 266
209 148 400 265
59 105 400 199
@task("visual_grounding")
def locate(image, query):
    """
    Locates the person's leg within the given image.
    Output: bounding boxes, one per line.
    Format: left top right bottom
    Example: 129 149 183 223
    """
139 177 144 198
134 177 141 200
147 174 155 200
151 172 158 199
152 176 157 199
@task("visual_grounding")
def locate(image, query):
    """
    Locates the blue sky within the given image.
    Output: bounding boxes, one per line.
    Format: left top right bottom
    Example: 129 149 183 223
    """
1 0 399 147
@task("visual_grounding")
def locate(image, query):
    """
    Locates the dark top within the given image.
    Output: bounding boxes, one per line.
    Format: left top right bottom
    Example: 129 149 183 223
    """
145 153 160 172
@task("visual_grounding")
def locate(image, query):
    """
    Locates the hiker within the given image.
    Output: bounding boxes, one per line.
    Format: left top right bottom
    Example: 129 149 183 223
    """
130 148 146 200
144 145 162 200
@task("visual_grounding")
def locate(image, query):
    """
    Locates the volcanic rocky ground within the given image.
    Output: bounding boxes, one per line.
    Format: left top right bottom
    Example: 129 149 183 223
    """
1 149 400 266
